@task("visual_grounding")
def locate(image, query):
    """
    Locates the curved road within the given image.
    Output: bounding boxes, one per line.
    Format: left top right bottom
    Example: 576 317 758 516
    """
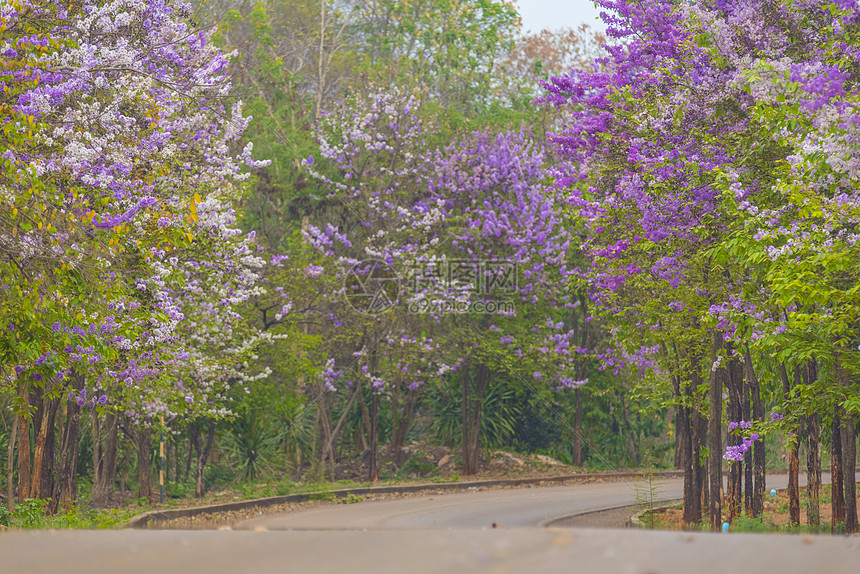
236 472 840 530
2 472 859 574
238 476 674 530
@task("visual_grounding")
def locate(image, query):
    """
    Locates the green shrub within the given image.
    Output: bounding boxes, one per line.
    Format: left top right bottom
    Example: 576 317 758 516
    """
401 456 436 476
0 505 11 527
337 494 364 504
275 480 295 496
15 499 48 528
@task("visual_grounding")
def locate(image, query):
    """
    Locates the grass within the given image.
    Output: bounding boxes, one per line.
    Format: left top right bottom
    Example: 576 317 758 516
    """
31 471 465 523
0 499 135 530
647 483 858 535
0 450 668 529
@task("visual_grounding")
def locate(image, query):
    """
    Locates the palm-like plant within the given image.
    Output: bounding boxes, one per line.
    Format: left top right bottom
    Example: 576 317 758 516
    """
427 378 521 451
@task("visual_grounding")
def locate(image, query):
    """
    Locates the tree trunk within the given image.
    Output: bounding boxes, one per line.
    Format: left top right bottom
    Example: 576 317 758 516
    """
674 406 684 470
50 394 81 513
391 379 400 452
318 395 334 478
309 406 320 474
746 350 765 518
619 394 640 465
461 360 475 475
368 389 379 482
572 387 583 466
572 298 589 468
841 414 857 533
136 427 152 500
474 366 489 466
167 433 174 486
680 396 697 525
193 421 216 497
365 340 381 482
39 399 57 500
355 377 372 456
693 392 707 522
805 414 821 526
742 369 753 515
184 426 194 481
92 410 100 490
163 432 170 488
800 360 820 526
392 388 417 451
6 412 16 510
779 363 801 525
725 353 742 523
92 412 119 506
327 385 359 471
788 430 801 525
672 364 699 527
28 389 44 499
831 409 845 532
461 363 489 476
16 388 31 503
30 397 58 500
708 333 723 532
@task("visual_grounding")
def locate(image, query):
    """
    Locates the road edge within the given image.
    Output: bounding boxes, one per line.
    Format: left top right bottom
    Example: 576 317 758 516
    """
123 470 685 529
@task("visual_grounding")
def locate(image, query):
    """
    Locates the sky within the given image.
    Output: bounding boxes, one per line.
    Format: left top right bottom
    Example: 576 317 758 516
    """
516 0 606 32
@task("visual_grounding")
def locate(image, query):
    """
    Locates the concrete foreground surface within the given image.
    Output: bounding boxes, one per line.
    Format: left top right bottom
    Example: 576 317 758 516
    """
2 527 860 574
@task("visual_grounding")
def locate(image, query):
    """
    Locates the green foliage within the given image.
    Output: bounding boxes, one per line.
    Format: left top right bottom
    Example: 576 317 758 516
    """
166 481 196 499
14 499 47 527
307 491 336 502
1 500 133 529
379 453 439 481
357 0 521 115
220 406 281 480
400 455 437 476
633 463 664 529
534 446 573 466
337 494 365 504
275 480 296 496
427 377 521 450
726 514 778 533
0 428 7 486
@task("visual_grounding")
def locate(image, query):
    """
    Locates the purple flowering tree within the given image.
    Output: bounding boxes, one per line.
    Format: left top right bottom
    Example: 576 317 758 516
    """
541 0 860 530
1 0 269 506
306 86 586 475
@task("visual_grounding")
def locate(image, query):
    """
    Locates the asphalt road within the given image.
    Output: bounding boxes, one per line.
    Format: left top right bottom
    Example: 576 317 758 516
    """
1 472 858 574
234 472 834 530
238 475 674 530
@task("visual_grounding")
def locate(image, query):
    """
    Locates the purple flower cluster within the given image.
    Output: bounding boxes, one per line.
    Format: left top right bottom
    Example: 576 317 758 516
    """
91 197 158 229
724 432 761 462
68 389 108 408
727 420 753 430
321 359 343 392
789 63 850 111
